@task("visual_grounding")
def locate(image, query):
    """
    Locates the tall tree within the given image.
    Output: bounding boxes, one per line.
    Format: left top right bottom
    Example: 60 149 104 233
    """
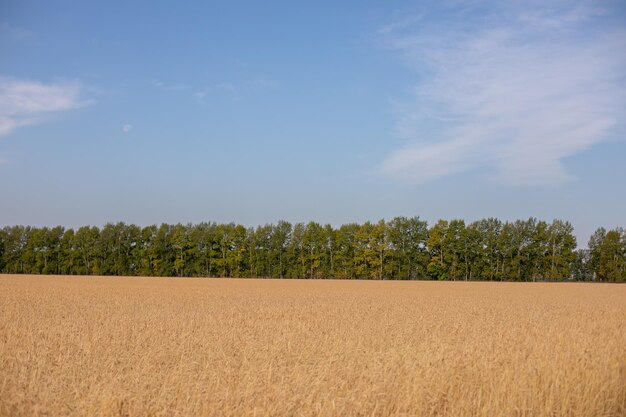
427 220 449 280
270 220 292 278
335 223 359 279
590 228 625 282
546 220 577 280
387 216 429 280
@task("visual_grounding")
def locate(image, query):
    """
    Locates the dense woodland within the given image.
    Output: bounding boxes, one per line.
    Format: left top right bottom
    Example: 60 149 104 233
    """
0 218 624 282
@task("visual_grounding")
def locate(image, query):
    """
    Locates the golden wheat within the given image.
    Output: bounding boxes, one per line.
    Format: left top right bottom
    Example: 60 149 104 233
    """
0 275 625 417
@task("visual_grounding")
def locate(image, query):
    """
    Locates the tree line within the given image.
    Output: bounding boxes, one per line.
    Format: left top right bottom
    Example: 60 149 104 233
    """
0 218 624 282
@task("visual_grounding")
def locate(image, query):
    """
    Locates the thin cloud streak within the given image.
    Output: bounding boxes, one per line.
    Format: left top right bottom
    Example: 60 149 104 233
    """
378 1 626 186
0 76 92 137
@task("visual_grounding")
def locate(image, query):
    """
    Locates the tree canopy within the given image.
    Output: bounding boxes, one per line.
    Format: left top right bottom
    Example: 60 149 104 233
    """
1 218 624 282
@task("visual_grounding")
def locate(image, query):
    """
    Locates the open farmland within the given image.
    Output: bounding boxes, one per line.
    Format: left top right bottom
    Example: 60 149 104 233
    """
0 275 625 417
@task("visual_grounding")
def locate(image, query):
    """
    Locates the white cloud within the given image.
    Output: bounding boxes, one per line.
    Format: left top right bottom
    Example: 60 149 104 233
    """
122 124 132 133
378 2 626 186
0 76 91 137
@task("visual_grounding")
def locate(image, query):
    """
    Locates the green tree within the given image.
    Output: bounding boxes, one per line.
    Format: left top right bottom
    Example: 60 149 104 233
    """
335 223 359 279
460 222 482 281
427 220 449 280
590 228 625 282
445 220 465 280
270 220 292 278
0 228 5 272
303 222 326 279
246 224 272 278
571 249 592 281
472 218 502 280
353 221 388 279
9 226 31 273
1 218 622 282
323 224 336 278
171 223 192 277
387 216 429 280
546 220 576 280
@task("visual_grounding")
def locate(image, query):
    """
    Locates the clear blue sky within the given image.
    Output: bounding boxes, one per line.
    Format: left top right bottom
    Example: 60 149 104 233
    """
1 0 625 245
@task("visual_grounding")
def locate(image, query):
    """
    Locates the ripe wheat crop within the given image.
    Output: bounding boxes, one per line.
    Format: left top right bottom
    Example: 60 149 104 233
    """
1 275 625 416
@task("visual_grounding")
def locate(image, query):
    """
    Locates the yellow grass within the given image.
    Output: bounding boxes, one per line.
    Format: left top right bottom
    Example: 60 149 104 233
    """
0 275 625 417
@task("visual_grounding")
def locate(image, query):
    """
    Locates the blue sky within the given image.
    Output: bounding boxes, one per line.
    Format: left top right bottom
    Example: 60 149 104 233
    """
1 0 625 245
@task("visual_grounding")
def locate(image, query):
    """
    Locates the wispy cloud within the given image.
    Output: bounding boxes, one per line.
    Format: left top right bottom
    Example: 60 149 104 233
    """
0 76 92 137
378 1 626 186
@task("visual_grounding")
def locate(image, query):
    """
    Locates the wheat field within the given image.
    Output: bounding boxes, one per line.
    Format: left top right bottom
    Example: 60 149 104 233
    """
0 275 624 417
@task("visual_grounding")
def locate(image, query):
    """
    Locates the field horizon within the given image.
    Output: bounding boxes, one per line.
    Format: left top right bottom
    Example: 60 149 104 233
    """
2 273 624 283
